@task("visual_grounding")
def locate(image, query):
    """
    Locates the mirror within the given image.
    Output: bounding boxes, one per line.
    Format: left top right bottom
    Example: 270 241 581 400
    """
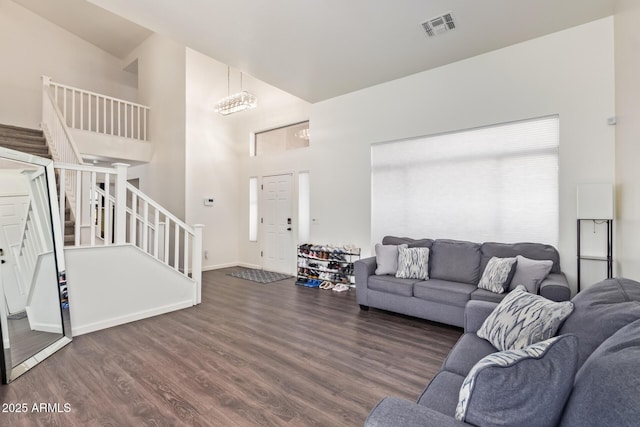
0 147 71 383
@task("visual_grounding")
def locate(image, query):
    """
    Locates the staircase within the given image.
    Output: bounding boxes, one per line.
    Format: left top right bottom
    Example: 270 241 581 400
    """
0 124 50 159
0 78 204 336
0 123 75 245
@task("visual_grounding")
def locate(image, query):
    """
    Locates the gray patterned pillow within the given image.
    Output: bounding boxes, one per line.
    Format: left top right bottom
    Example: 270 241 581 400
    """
395 247 429 280
478 257 517 294
455 335 578 427
477 285 574 351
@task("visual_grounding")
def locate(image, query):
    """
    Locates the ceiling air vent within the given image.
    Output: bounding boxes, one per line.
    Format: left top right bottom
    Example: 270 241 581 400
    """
420 12 456 37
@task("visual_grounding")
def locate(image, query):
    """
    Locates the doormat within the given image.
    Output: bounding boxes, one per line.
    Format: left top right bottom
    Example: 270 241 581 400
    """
228 268 293 284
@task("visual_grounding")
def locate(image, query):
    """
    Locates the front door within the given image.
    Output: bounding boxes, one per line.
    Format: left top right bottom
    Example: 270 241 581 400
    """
262 174 293 274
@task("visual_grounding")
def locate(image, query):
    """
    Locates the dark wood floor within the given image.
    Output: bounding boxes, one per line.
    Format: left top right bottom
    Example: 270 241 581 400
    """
7 316 62 366
0 267 462 426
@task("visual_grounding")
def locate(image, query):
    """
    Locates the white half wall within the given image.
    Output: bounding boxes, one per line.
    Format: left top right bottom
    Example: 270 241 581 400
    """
251 17 613 294
24 251 62 333
615 1 640 282
71 130 153 164
65 244 195 336
0 0 138 129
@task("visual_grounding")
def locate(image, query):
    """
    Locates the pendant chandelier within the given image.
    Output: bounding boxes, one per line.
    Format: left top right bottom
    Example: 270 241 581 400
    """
215 66 257 116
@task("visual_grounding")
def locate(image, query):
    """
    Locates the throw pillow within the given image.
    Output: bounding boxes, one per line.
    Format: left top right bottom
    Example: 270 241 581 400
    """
509 255 553 293
455 335 578 427
374 243 407 275
477 285 574 351
395 246 429 280
477 257 517 294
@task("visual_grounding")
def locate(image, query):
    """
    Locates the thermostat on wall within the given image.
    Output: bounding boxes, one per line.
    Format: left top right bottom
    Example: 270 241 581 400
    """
204 198 214 206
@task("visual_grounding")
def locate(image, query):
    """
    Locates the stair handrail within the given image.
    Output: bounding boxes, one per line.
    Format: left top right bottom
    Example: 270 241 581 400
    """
124 182 203 303
42 76 85 227
53 162 203 303
41 76 84 165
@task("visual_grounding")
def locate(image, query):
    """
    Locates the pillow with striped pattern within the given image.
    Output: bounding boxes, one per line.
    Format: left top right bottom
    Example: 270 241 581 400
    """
477 285 574 351
478 256 517 293
395 246 429 280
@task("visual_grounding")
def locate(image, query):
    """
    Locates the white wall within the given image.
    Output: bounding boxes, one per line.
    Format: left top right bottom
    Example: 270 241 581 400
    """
243 18 614 293
0 0 137 130
184 49 239 269
614 1 640 281
185 48 311 270
127 34 186 219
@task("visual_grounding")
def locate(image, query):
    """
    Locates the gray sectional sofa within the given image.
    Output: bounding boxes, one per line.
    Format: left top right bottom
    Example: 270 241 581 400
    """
365 277 640 426
355 236 571 327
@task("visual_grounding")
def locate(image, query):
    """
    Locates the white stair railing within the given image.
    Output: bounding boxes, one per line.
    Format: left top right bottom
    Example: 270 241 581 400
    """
44 76 149 141
14 169 54 299
53 162 203 303
41 76 84 219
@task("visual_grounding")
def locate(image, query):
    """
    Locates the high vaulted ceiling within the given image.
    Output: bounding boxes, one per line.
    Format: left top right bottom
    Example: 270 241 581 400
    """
15 0 618 103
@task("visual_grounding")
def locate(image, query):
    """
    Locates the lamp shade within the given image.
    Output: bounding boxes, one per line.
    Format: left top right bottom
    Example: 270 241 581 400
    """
577 183 614 219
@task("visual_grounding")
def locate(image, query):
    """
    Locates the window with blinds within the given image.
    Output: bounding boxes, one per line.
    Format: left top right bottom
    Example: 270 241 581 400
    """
371 116 559 246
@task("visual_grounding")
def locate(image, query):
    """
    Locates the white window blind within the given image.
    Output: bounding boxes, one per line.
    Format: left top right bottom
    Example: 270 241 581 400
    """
371 116 559 246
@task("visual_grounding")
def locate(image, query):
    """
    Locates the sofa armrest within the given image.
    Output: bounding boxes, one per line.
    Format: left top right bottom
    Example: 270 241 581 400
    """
464 300 498 333
539 272 571 301
355 257 377 306
365 397 470 427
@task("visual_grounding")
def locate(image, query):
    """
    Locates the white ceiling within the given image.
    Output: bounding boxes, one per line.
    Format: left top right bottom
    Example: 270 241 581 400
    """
15 0 618 103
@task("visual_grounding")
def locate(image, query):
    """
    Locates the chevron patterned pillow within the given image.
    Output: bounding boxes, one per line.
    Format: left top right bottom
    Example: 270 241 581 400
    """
477 285 574 351
395 246 429 280
478 256 517 293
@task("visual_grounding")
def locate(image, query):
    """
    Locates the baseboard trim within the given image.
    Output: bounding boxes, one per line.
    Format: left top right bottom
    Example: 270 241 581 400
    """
202 262 262 271
28 322 63 334
71 299 194 336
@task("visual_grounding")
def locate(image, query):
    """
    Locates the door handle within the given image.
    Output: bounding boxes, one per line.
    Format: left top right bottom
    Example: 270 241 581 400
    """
287 227 292 231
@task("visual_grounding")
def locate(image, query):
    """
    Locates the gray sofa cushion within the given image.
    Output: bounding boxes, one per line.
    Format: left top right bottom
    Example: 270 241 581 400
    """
456 335 578 427
442 333 498 377
470 288 507 304
368 275 419 297
559 277 640 367
382 236 433 248
430 240 482 284
560 319 640 427
481 241 561 274
366 397 469 427
416 371 465 417
413 279 476 308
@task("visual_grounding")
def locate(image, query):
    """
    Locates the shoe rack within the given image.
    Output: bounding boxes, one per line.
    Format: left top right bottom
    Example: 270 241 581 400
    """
295 244 360 290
